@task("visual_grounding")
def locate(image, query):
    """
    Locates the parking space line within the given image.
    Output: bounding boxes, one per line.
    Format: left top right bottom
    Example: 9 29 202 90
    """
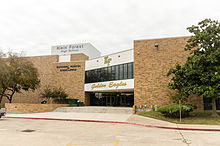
115 123 119 146
67 123 97 145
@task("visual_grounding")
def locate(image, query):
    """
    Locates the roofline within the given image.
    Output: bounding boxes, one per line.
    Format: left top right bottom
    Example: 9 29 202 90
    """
134 35 191 41
51 42 102 54
51 42 91 48
21 54 58 58
87 48 133 61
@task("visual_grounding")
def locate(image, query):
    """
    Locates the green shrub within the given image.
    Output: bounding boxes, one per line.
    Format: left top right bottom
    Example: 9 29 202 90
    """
41 86 68 104
158 104 195 118
53 98 78 104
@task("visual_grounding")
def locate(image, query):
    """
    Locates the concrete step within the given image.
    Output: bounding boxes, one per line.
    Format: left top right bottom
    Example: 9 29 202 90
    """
53 106 133 114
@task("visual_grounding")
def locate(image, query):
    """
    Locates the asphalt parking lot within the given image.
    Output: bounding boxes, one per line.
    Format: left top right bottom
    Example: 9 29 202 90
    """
1 118 220 146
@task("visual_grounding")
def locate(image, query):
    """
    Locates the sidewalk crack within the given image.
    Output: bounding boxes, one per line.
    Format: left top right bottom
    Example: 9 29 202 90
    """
176 124 191 146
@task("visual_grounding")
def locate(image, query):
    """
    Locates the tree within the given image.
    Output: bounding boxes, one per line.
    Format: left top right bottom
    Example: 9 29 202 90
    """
168 19 220 117
167 63 190 103
0 52 40 103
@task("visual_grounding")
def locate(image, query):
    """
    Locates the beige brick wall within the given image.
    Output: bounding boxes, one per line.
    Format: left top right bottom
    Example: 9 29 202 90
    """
5 103 69 113
52 61 87 102
134 36 203 110
0 54 88 107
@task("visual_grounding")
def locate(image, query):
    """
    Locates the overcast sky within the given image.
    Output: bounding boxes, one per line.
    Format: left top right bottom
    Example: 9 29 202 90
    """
0 0 219 56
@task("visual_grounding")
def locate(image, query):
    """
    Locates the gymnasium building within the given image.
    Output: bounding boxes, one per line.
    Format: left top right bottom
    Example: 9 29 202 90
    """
2 36 216 111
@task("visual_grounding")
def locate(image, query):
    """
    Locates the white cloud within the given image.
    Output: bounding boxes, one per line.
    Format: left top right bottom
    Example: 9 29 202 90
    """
0 0 219 56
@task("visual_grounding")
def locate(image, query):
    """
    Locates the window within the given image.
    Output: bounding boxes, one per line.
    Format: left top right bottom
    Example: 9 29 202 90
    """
124 64 128 79
115 65 119 80
107 67 112 81
119 64 124 80
203 97 220 110
85 62 134 83
128 63 132 79
111 66 116 80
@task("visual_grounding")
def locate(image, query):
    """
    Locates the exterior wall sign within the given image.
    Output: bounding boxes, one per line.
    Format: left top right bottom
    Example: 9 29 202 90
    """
56 65 81 72
52 44 84 54
91 81 127 90
56 45 83 53
104 56 112 66
85 79 134 92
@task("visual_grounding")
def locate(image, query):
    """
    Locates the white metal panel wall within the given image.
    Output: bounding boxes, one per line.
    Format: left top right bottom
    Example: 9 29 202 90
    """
51 43 101 59
85 49 133 71
58 55 71 62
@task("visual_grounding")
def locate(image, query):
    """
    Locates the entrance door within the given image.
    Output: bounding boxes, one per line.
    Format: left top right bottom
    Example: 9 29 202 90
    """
90 92 134 107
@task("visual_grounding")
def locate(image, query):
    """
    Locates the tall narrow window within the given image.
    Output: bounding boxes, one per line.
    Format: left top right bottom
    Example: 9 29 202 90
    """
100 68 105 82
111 66 116 80
131 62 134 78
128 63 132 79
119 64 124 80
96 69 101 82
104 67 108 81
107 67 111 81
115 65 119 80
124 64 128 79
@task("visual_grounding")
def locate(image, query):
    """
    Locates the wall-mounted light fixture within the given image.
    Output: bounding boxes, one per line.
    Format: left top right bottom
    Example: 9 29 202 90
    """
154 42 159 51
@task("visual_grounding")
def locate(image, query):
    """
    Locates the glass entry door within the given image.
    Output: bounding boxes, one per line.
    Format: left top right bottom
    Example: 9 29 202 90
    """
90 92 134 107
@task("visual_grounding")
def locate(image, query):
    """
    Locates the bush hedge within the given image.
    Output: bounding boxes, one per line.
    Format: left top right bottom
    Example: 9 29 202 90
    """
158 104 195 118
53 98 78 104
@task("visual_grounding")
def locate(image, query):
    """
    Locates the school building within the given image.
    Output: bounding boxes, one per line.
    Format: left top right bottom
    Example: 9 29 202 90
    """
2 36 217 111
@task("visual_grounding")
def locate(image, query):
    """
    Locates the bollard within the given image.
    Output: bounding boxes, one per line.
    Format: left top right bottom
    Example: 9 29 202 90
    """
154 105 158 111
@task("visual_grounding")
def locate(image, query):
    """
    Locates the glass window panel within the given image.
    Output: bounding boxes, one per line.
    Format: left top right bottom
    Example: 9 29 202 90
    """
128 63 132 79
85 62 134 83
85 71 88 83
131 62 134 78
91 70 95 83
100 68 105 82
107 67 111 81
115 65 119 80
111 66 116 80
104 67 108 81
124 64 128 79
96 69 100 82
119 64 124 80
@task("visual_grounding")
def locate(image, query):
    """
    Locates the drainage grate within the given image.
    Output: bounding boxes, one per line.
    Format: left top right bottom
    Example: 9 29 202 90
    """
21 129 35 132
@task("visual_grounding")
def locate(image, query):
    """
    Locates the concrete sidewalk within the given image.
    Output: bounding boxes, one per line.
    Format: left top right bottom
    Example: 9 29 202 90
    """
5 112 132 122
4 112 220 131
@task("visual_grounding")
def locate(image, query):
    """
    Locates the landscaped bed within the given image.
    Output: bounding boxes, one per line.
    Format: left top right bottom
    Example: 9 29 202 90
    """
136 111 220 125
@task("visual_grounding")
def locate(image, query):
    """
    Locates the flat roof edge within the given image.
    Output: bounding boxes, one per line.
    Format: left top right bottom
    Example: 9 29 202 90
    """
87 48 133 61
134 35 191 41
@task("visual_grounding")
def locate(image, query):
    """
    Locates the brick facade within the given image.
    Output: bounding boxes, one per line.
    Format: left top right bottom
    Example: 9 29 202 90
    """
1 37 204 110
0 54 88 107
134 36 203 110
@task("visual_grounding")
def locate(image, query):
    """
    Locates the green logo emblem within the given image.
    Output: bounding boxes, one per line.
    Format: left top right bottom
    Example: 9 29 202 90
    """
104 56 112 66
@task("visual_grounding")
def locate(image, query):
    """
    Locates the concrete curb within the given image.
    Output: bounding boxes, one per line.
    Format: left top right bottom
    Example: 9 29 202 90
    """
3 116 220 132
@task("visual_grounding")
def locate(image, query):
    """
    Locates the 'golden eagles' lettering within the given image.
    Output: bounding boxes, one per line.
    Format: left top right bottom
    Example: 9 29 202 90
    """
109 81 127 88
91 84 106 90
91 81 127 90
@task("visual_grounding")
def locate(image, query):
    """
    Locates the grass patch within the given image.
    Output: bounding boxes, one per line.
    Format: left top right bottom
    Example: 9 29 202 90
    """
136 111 220 125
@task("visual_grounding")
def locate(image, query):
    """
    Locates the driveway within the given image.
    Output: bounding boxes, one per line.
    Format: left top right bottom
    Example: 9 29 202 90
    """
1 117 220 146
